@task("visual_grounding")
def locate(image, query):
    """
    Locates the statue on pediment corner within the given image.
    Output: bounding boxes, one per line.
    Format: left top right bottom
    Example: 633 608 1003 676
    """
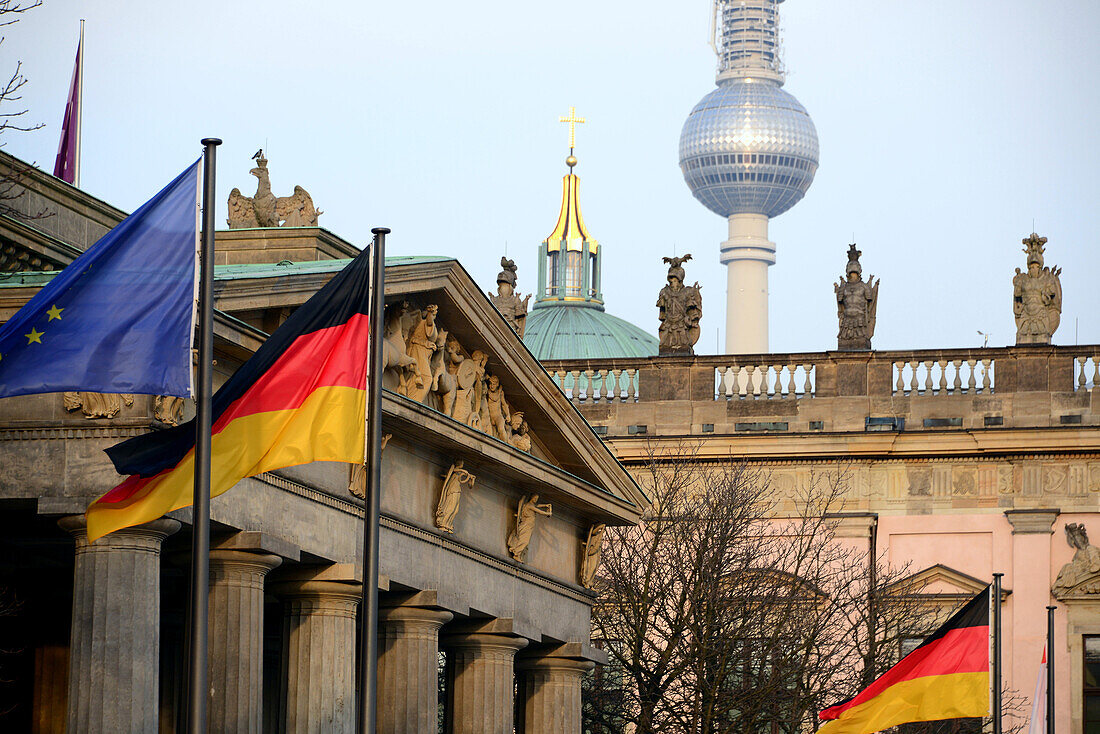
1014 233 1062 345
348 434 391 500
507 494 552 563
63 391 134 419
1052 522 1100 598
488 256 531 337
657 254 702 355
227 150 322 229
435 460 475 534
835 244 879 351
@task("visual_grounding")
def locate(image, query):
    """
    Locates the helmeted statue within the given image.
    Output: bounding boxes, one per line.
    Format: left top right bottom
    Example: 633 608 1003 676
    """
1013 233 1062 345
657 254 702 355
227 150 322 229
835 244 879 351
487 256 531 337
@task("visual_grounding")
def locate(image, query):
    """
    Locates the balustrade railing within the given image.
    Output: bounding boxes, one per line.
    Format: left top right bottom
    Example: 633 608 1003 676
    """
1076 354 1099 391
548 368 639 403
892 358 994 396
715 363 815 400
540 346 1094 406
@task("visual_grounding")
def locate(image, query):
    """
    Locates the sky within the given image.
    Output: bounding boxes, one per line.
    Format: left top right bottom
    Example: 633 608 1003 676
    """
6 0 1100 353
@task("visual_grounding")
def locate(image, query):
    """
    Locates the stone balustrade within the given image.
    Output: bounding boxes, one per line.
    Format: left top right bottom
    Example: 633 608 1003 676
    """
1076 353 1100 391
542 345 1099 435
891 357 994 396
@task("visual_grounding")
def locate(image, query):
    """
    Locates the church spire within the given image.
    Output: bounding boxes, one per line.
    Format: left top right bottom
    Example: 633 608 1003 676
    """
535 107 603 310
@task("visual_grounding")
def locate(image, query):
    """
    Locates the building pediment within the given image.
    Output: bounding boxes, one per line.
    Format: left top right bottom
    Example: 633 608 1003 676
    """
887 564 996 599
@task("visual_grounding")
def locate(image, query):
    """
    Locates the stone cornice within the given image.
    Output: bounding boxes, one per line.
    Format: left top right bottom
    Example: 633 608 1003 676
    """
606 428 1100 463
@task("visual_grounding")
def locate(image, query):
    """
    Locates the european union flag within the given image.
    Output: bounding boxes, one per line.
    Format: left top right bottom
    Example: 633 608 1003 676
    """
0 160 200 399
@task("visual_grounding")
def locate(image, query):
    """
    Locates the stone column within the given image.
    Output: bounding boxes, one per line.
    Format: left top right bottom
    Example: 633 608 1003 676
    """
516 651 594 734
1004 508 1058 707
207 549 282 733
274 580 361 734
443 629 528 734
60 515 179 734
377 601 452 733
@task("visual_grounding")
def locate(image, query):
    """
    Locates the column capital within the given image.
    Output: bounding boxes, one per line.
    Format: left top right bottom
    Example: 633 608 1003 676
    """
209 548 282 574
59 514 180 543
516 652 595 675
1004 508 1060 534
273 579 362 601
380 604 453 630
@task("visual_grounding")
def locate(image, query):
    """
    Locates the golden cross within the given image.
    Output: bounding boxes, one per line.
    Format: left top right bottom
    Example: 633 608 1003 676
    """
559 106 586 150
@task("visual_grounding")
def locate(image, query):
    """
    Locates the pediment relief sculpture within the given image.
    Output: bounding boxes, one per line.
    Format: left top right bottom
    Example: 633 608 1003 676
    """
435 460 475 534
1053 523 1100 599
227 150 322 229
379 300 537 454
507 494 552 563
63 391 134 419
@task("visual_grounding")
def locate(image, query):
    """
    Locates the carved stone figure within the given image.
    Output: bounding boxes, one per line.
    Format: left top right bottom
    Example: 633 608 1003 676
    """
348 434 391 500
657 254 702 355
227 150 322 229
381 301 419 391
835 244 879 351
486 374 510 440
403 305 440 403
429 331 459 416
435 460 476 533
508 411 531 453
154 395 184 426
1053 523 1100 598
488 257 531 337
507 494 552 563
580 523 606 589
63 392 134 419
1013 233 1062 345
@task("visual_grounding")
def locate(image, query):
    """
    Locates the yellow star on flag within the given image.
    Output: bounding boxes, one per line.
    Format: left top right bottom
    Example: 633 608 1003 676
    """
25 328 43 345
46 305 64 321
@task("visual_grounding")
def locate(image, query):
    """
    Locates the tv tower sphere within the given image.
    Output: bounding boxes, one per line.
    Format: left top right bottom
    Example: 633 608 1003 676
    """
679 0 819 354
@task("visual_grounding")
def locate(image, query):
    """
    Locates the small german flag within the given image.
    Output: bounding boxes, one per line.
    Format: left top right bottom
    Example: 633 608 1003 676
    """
818 586 990 734
86 248 374 542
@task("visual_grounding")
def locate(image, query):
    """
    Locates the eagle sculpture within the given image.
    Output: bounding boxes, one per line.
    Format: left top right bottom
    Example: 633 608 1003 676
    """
227 150 322 229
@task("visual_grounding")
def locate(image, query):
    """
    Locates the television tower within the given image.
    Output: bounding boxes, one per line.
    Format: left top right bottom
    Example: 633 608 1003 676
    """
679 0 819 354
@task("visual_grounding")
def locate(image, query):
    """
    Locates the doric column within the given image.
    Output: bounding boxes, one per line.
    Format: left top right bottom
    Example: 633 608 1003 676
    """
60 515 179 734
274 580 361 734
377 599 452 733
207 549 282 733
443 626 528 734
516 650 594 734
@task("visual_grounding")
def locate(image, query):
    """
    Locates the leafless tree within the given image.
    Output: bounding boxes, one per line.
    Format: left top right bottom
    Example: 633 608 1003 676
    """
0 1 50 222
585 446 1005 734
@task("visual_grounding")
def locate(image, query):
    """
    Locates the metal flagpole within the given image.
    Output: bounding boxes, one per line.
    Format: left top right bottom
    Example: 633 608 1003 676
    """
1047 605 1056 734
993 573 1003 734
186 137 220 734
357 227 388 734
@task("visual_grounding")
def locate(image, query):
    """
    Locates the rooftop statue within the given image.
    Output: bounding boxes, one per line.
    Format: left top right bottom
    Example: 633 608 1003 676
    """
488 256 531 337
1053 522 1100 598
227 149 322 229
1013 233 1062 345
835 244 879 351
657 254 702 355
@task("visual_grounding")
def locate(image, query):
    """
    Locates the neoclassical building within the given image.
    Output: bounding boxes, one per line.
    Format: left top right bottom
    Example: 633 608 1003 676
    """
0 150 644 732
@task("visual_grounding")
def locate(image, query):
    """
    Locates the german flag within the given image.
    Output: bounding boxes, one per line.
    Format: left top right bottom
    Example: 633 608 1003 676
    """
86 248 374 542
818 586 990 734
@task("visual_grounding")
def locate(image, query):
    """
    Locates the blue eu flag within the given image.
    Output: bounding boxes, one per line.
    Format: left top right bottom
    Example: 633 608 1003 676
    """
0 159 200 399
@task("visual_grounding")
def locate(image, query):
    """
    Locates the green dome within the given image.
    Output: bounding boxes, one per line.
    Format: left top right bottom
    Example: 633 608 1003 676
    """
524 304 658 360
